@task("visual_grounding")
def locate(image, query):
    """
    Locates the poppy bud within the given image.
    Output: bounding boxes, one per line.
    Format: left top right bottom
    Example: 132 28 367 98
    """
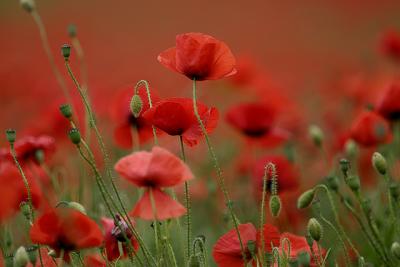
67 24 77 38
34 149 45 165
61 44 71 60
297 189 315 209
59 104 73 119
339 158 350 175
309 125 324 147
390 182 400 201
361 198 372 215
20 0 35 12
68 128 81 144
372 152 387 175
6 129 16 144
130 94 143 118
391 242 400 259
326 176 339 192
344 139 358 158
68 202 87 215
269 195 281 217
307 218 323 242
297 251 310 267
19 202 31 221
345 175 360 192
247 240 257 257
13 246 29 267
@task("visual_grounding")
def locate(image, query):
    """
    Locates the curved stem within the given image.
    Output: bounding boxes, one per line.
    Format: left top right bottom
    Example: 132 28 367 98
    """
259 164 269 266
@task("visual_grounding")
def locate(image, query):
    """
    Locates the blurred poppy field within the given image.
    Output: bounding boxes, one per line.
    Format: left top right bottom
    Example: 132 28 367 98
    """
1 0 400 266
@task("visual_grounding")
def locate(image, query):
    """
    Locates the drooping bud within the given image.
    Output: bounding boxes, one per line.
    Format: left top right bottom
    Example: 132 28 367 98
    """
20 0 35 13
297 251 310 267
339 158 350 175
59 104 73 119
297 189 315 209
307 218 323 242
309 125 324 147
67 24 77 38
61 44 71 60
68 128 81 145
5 129 16 144
391 242 400 259
345 175 360 192
326 176 339 192
269 195 281 217
372 152 387 175
247 240 257 258
112 215 133 242
13 246 29 267
130 94 143 118
68 202 87 215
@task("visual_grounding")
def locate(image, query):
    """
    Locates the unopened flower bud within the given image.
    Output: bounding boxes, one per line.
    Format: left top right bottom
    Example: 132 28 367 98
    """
326 176 339 192
307 218 323 242
68 128 81 144
309 125 324 147
297 189 315 209
247 240 257 257
59 104 73 119
391 242 400 259
130 94 143 118
68 202 86 214
297 251 310 267
67 24 77 38
344 139 358 158
13 246 29 267
20 0 35 12
372 152 387 175
345 175 360 192
269 195 281 217
339 158 350 175
61 44 71 60
34 149 45 165
6 129 16 144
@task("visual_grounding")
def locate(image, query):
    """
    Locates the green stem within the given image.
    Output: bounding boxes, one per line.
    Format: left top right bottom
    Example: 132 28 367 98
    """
259 164 269 267
192 78 245 260
149 189 160 265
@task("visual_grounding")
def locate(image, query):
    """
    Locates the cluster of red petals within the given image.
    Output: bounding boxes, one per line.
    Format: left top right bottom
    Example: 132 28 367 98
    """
111 86 160 149
380 30 400 62
30 208 103 259
115 146 193 220
0 135 55 165
0 163 42 222
101 217 139 261
376 82 400 121
252 155 299 197
143 97 219 146
158 32 237 81
349 110 391 147
213 223 322 267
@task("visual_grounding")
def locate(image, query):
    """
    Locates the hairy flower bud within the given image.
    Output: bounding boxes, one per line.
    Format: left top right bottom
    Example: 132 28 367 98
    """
6 129 16 144
67 24 77 38
372 152 387 175
297 189 315 209
345 175 360 192
20 0 35 13
309 125 324 147
61 44 71 60
391 242 400 259
269 195 281 217
307 218 323 242
130 94 143 118
68 128 81 145
13 246 29 267
59 104 73 119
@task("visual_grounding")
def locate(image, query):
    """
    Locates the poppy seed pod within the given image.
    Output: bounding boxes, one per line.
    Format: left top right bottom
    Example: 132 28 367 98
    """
391 242 400 259
344 139 358 158
339 158 350 175
67 24 77 38
372 152 387 175
130 94 143 118
20 0 35 12
297 251 310 267
297 189 315 209
269 195 281 217
345 175 360 192
34 149 45 165
5 129 16 144
309 125 324 147
61 44 71 60
68 128 81 144
59 104 73 119
13 246 29 267
307 218 323 242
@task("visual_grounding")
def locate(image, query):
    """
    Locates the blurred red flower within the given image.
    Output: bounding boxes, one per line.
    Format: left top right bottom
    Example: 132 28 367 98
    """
143 97 218 146
158 32 236 81
30 208 103 260
349 110 391 147
111 86 160 149
376 82 400 121
380 30 400 62
114 146 193 220
84 255 106 267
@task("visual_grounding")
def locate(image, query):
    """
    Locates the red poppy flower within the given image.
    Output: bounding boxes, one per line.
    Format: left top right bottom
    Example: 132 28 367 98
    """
157 32 237 81
376 82 400 121
101 216 139 261
30 208 103 260
114 146 193 220
252 155 299 199
0 135 55 165
212 223 280 267
111 86 160 149
143 97 219 146
84 255 106 267
225 103 276 138
349 110 391 147
380 30 400 62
